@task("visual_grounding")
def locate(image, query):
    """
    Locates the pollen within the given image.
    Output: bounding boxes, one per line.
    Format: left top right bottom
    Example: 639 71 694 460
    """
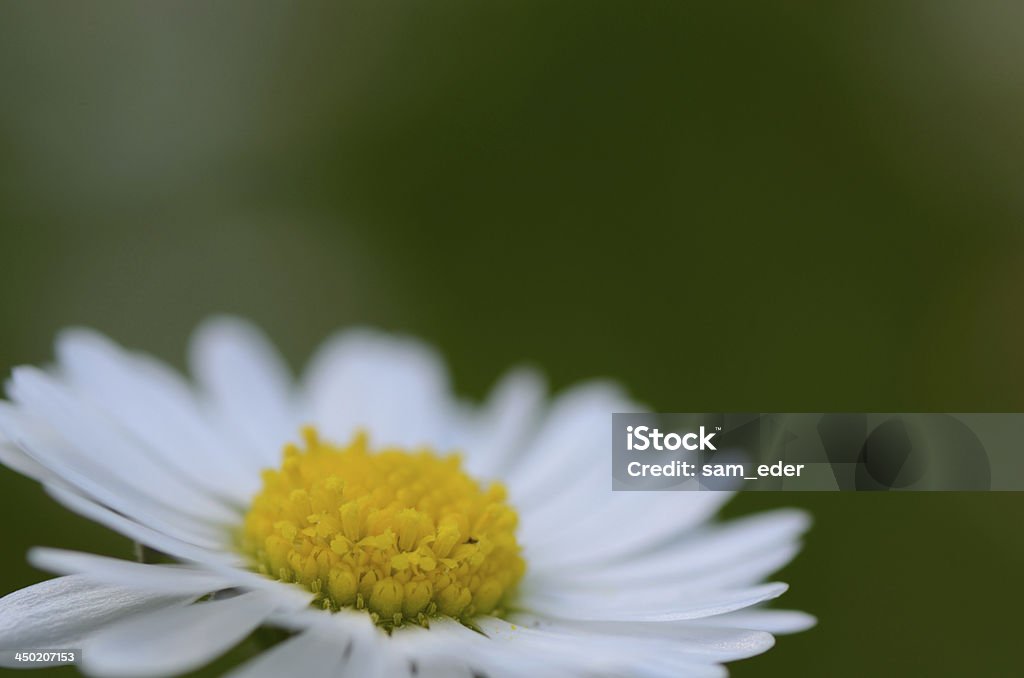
240 427 526 628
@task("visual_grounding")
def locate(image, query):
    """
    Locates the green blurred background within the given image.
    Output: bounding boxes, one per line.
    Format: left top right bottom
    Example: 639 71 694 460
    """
2 2 1023 675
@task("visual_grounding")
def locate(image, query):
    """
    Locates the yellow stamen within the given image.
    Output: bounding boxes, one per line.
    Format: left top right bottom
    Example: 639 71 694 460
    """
240 427 525 628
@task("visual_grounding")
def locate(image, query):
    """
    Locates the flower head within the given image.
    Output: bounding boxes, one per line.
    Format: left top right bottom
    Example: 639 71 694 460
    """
0 318 813 677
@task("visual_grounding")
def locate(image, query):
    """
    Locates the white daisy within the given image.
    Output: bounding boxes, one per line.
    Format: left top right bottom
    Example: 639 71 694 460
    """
0 318 813 677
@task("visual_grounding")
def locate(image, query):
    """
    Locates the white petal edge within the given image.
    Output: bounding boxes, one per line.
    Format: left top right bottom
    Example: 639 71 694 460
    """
523 491 733 572
43 483 242 567
533 509 810 584
698 608 818 634
476 617 729 678
0 575 192 660
81 591 279 678
261 608 392 677
56 328 256 503
302 329 452 449
506 614 776 662
189 316 299 469
0 407 231 550
3 370 239 527
519 582 789 622
28 548 235 595
458 367 546 480
504 381 630 502
0 437 56 482
223 628 348 678
40 484 321 610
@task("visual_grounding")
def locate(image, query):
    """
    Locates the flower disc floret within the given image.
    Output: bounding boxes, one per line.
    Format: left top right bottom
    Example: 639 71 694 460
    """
241 428 525 627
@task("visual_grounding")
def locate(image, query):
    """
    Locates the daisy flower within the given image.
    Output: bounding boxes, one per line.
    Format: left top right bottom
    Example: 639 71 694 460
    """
0 318 813 677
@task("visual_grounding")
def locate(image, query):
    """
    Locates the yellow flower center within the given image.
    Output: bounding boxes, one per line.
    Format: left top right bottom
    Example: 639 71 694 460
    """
240 427 525 628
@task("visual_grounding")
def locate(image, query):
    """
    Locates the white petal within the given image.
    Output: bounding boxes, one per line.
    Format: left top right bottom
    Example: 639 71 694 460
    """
523 491 732 572
504 381 629 503
0 575 191 658
458 368 546 480
404 662 474 678
508 385 735 568
260 609 390 678
82 591 278 678
263 605 375 634
675 542 801 590
698 609 817 634
400 618 563 678
0 437 55 482
4 368 238 526
224 628 347 678
475 617 728 678
506 614 776 662
303 329 452 448
388 625 475 677
0 406 230 550
41 487 316 608
44 484 242 568
519 582 789 622
28 548 234 595
189 316 298 469
536 509 809 586
56 328 255 503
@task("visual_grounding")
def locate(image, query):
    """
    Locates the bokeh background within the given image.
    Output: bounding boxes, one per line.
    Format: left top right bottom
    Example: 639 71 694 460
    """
2 2 1023 676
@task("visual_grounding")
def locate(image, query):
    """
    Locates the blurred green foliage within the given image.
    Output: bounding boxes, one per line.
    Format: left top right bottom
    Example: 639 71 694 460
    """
2 2 1023 675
